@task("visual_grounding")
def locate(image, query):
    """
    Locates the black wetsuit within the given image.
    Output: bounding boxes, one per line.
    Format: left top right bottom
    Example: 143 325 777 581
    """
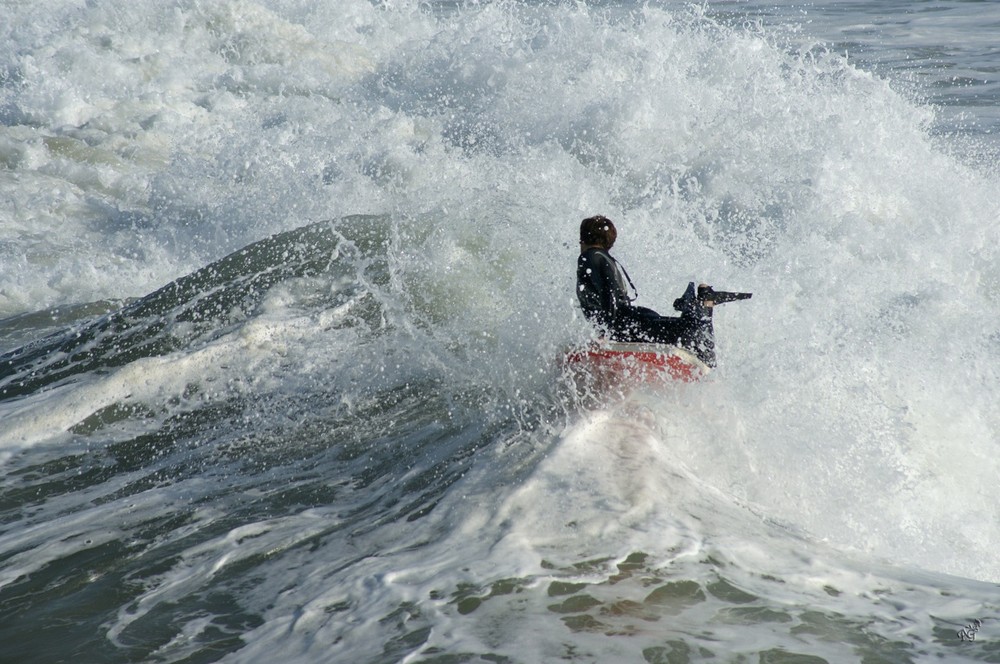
576 247 716 366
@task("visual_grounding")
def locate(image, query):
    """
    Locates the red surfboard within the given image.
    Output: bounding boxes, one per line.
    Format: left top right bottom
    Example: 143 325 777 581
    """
563 340 709 384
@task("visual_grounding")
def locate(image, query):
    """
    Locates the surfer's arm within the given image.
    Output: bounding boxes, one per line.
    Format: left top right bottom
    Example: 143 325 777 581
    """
577 250 623 326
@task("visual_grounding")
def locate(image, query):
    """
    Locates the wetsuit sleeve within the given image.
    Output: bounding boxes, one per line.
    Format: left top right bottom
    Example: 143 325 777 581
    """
577 249 626 328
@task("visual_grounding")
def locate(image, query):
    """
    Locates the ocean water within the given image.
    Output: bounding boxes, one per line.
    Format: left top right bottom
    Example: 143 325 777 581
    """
2 1 1000 662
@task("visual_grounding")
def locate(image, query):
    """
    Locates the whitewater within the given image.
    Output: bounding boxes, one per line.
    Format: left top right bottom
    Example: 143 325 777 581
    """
2 0 1000 661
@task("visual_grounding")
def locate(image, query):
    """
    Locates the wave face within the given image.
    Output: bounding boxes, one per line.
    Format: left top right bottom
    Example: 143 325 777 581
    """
3 1 1000 662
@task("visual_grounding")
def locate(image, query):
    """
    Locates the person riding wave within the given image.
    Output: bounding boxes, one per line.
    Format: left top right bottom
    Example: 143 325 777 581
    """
576 215 749 367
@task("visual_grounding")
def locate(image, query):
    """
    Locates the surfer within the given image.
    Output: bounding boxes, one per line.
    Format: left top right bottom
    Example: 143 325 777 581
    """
576 215 749 367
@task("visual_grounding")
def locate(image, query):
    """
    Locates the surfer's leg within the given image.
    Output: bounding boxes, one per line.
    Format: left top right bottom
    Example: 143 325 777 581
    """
678 313 715 367
623 310 687 346
614 294 717 366
671 283 717 366
627 314 715 366
610 307 663 342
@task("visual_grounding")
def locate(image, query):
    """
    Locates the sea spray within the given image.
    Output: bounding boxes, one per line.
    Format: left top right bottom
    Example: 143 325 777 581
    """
2 1 1000 661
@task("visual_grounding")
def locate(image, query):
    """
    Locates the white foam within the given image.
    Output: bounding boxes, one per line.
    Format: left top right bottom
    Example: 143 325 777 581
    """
2 0 1000 642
